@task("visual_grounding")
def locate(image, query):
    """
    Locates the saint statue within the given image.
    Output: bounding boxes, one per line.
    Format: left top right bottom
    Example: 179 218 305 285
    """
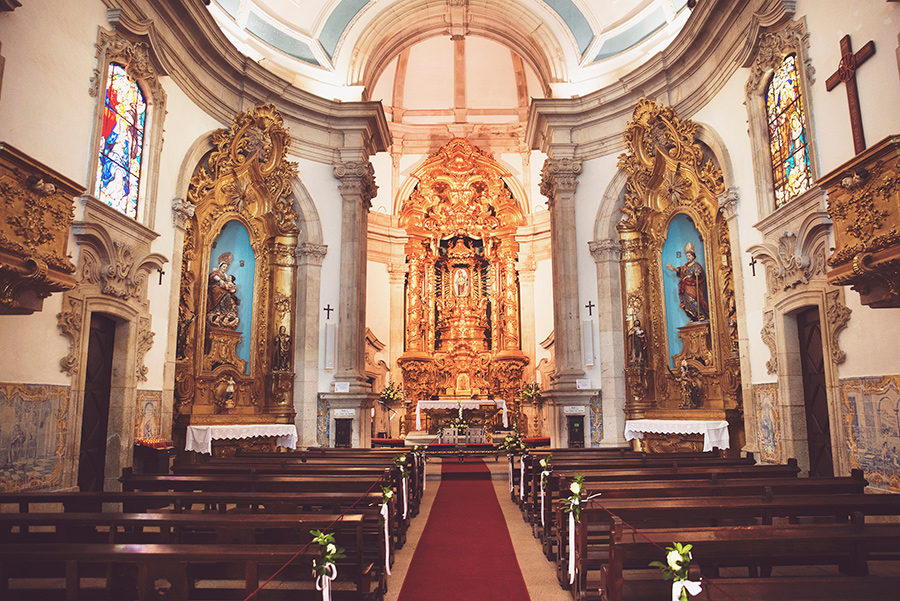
453 267 469 297
207 252 240 328
273 325 291 371
666 242 709 322
627 318 646 368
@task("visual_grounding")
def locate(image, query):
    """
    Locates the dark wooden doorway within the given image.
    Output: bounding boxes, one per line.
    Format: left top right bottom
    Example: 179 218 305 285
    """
334 418 353 448
566 415 585 448
796 307 834 477
78 313 116 491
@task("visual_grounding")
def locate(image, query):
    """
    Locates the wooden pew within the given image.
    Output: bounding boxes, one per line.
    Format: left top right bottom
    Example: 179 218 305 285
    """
594 521 900 601
0 542 377 601
560 492 900 594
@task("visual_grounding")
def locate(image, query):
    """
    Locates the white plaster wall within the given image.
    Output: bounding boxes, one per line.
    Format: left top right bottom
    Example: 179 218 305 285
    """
366 260 390 354
576 154 620 389
691 66 768 383
369 151 392 214
0 0 107 386
798 1 900 176
295 158 343 392
533 257 554 382
530 150 548 212
142 76 224 388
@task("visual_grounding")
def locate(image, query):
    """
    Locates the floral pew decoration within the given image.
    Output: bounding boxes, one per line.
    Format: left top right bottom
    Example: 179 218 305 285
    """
393 453 411 519
380 486 394 576
539 454 552 527
562 473 601 585
311 529 345 601
499 429 527 497
649 542 702 601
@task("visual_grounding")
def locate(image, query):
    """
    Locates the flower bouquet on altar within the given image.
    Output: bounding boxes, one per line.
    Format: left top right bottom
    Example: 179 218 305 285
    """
448 415 469 434
498 429 526 454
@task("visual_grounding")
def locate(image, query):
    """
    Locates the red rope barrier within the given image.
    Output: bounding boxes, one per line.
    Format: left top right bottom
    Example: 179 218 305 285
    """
241 476 388 601
586 497 742 601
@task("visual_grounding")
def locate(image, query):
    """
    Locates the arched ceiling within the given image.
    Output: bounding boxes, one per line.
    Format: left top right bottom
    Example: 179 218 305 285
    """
208 0 691 102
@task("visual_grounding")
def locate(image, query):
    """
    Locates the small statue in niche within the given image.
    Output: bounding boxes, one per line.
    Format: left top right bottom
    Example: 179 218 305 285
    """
214 376 237 412
453 267 469 297
272 325 292 371
669 359 701 409
627 318 646 369
666 242 709 322
207 252 240 328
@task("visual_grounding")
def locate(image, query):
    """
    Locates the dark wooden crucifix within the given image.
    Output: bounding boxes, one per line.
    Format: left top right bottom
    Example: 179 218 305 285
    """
323 304 334 319
748 256 757 277
825 34 875 155
585 300 595 316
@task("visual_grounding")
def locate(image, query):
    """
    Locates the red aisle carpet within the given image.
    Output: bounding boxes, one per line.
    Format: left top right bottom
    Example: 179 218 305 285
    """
396 458 531 601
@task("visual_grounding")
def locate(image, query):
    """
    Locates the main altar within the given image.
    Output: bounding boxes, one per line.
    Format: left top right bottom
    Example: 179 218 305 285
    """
393 139 530 439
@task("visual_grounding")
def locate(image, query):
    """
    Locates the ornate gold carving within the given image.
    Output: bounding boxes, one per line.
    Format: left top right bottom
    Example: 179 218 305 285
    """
617 99 738 423
823 135 900 307
0 144 79 313
177 104 299 427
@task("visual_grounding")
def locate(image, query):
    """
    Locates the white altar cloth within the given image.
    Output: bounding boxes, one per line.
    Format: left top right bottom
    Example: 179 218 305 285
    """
624 419 729 452
415 400 508 430
185 424 298 455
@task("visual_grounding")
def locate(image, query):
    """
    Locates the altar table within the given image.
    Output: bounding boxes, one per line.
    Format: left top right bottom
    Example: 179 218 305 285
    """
185 424 298 455
624 419 729 452
415 400 508 430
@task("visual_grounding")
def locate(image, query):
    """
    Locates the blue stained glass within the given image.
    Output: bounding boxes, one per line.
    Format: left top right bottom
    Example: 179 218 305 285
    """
765 55 812 208
94 63 147 219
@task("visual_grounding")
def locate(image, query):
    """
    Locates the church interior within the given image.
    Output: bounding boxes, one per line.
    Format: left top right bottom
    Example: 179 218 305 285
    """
1 0 900 599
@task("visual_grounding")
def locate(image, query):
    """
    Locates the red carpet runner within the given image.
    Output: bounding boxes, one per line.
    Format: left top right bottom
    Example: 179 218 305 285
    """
396 458 531 600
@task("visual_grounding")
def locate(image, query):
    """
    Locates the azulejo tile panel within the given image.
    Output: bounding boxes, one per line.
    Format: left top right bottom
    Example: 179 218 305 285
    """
841 375 900 492
590 393 603 446
753 383 781 464
316 395 331 447
0 382 70 491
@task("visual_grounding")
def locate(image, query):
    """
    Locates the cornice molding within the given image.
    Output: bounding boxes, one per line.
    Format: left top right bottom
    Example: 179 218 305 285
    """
526 0 795 160
102 0 390 164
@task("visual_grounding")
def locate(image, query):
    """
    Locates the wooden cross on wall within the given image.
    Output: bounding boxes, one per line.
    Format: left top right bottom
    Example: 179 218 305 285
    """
826 34 876 155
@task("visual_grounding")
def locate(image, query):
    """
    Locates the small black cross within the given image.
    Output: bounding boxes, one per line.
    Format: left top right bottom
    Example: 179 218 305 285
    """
748 256 758 277
157 268 165 285
324 304 334 319
585 300 595 316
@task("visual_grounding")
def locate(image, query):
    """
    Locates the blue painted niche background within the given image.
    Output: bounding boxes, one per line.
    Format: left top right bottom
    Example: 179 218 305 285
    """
209 220 256 372
661 213 708 368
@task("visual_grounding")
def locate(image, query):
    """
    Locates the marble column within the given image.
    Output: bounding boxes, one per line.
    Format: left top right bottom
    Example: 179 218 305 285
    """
719 187 756 455
589 239 628 446
162 198 195 441
540 157 591 447
295 242 327 447
517 255 537 378
387 262 407 375
332 161 377 392
539 157 586 389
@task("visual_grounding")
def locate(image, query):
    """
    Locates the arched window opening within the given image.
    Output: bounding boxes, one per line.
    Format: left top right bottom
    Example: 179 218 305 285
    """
765 54 812 208
94 63 147 219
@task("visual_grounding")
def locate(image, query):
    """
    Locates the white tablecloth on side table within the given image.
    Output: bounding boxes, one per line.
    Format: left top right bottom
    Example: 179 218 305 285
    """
624 419 729 452
185 424 298 455
415 400 508 430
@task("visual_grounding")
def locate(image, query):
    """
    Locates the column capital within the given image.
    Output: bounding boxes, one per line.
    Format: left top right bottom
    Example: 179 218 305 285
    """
718 186 740 221
172 197 195 230
387 262 408 284
539 157 582 201
296 242 328 266
334 160 377 209
589 238 621 263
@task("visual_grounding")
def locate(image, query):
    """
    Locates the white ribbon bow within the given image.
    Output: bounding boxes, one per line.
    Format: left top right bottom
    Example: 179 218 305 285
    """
540 470 551 527
380 502 392 576
315 562 338 601
421 454 426 492
568 503 578 584
402 476 409 520
508 456 514 492
672 579 702 601
519 456 527 500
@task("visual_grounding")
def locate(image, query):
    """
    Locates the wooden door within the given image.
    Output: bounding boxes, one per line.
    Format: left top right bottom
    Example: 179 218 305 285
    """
77 314 116 491
334 418 353 448
796 307 833 477
566 415 584 448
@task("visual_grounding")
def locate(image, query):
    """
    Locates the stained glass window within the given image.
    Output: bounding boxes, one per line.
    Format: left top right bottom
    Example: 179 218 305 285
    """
766 54 812 208
94 63 146 219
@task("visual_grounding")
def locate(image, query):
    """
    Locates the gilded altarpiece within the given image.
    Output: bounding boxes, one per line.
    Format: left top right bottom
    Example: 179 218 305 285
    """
617 100 742 443
397 139 529 434
175 105 298 445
